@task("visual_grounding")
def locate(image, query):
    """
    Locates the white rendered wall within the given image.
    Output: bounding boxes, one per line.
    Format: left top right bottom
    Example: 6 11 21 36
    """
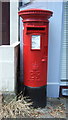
0 2 19 92
10 1 18 45
0 43 19 92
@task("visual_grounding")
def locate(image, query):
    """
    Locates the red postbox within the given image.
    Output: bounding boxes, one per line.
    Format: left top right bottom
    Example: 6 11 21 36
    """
18 9 53 107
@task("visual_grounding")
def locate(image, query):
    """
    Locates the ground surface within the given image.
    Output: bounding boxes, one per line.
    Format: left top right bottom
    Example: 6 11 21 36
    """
35 97 66 118
0 93 67 119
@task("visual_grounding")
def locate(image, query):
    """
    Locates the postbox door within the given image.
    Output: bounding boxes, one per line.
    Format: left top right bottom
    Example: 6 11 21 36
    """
24 27 48 87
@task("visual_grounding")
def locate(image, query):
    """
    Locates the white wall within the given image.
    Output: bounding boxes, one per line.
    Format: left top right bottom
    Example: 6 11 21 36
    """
10 2 18 45
20 1 63 97
0 43 19 92
0 2 20 92
46 2 63 97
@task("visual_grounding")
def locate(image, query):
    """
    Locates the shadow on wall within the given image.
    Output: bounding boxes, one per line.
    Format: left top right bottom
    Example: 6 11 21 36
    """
15 46 24 96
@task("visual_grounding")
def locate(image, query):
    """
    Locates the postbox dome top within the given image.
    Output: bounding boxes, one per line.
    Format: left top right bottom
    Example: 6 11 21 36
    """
18 8 53 22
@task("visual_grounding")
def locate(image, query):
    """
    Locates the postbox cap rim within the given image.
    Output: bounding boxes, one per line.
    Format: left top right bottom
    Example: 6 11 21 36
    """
18 8 53 22
18 8 53 15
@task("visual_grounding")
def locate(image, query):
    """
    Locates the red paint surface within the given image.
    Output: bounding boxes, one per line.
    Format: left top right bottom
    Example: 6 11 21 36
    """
18 9 53 87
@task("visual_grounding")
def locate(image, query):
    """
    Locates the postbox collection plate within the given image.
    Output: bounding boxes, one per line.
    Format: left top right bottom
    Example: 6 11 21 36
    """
31 35 40 50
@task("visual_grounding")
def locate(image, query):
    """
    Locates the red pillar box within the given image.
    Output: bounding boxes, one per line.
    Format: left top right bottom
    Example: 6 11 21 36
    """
18 9 53 107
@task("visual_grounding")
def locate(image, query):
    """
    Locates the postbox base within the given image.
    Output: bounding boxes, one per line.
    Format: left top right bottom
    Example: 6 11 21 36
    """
24 85 47 108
